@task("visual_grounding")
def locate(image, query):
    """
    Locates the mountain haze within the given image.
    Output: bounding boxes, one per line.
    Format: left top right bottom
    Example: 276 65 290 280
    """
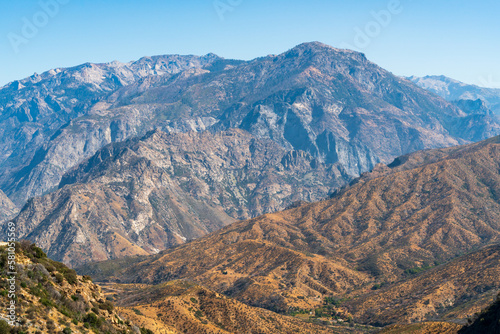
409 75 500 115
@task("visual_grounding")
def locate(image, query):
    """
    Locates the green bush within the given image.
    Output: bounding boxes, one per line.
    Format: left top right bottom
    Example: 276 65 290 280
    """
54 273 64 284
0 320 10 334
99 301 114 312
63 270 78 285
39 297 54 308
83 312 102 328
132 308 143 316
324 297 342 307
32 247 47 259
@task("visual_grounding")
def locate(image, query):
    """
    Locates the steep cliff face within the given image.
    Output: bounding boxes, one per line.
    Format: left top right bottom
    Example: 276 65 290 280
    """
0 190 17 223
2 43 498 207
7 129 348 267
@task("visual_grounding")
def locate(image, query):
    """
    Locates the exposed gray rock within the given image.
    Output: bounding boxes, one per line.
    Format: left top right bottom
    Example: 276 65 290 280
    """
7 129 349 267
0 190 17 223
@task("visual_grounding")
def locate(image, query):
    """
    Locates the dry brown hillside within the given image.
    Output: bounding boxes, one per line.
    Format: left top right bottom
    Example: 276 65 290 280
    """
80 136 500 321
0 242 148 333
345 244 500 325
108 280 345 334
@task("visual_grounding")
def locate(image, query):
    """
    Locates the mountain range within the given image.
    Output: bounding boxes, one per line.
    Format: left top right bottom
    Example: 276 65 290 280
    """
1 42 500 333
79 135 500 329
1 42 499 209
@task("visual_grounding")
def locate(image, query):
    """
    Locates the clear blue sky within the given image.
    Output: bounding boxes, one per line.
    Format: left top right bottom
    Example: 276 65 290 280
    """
1 0 499 87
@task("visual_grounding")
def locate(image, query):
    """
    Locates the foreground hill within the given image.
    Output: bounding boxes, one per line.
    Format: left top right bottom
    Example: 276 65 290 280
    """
80 136 500 320
378 293 500 334
2 42 499 207
459 293 500 334
0 242 149 333
6 128 347 267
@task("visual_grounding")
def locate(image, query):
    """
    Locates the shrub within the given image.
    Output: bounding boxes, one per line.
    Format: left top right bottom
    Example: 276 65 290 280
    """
54 273 64 284
32 247 47 259
63 270 78 285
99 301 114 312
83 312 102 328
0 320 10 334
324 297 342 307
39 297 54 308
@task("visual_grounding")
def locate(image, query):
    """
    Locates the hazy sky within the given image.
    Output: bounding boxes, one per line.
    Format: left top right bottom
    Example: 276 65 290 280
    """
1 0 499 87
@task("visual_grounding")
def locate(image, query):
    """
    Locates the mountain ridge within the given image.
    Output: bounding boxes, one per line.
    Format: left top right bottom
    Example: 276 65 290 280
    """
2 42 499 206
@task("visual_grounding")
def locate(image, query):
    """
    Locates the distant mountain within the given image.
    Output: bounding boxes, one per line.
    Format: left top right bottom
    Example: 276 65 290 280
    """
6 129 348 267
80 136 500 320
0 189 17 223
408 75 500 115
0 53 221 206
2 42 499 206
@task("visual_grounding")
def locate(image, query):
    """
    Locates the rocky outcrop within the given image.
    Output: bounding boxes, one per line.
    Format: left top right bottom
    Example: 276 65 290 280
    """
453 99 492 115
6 129 348 267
